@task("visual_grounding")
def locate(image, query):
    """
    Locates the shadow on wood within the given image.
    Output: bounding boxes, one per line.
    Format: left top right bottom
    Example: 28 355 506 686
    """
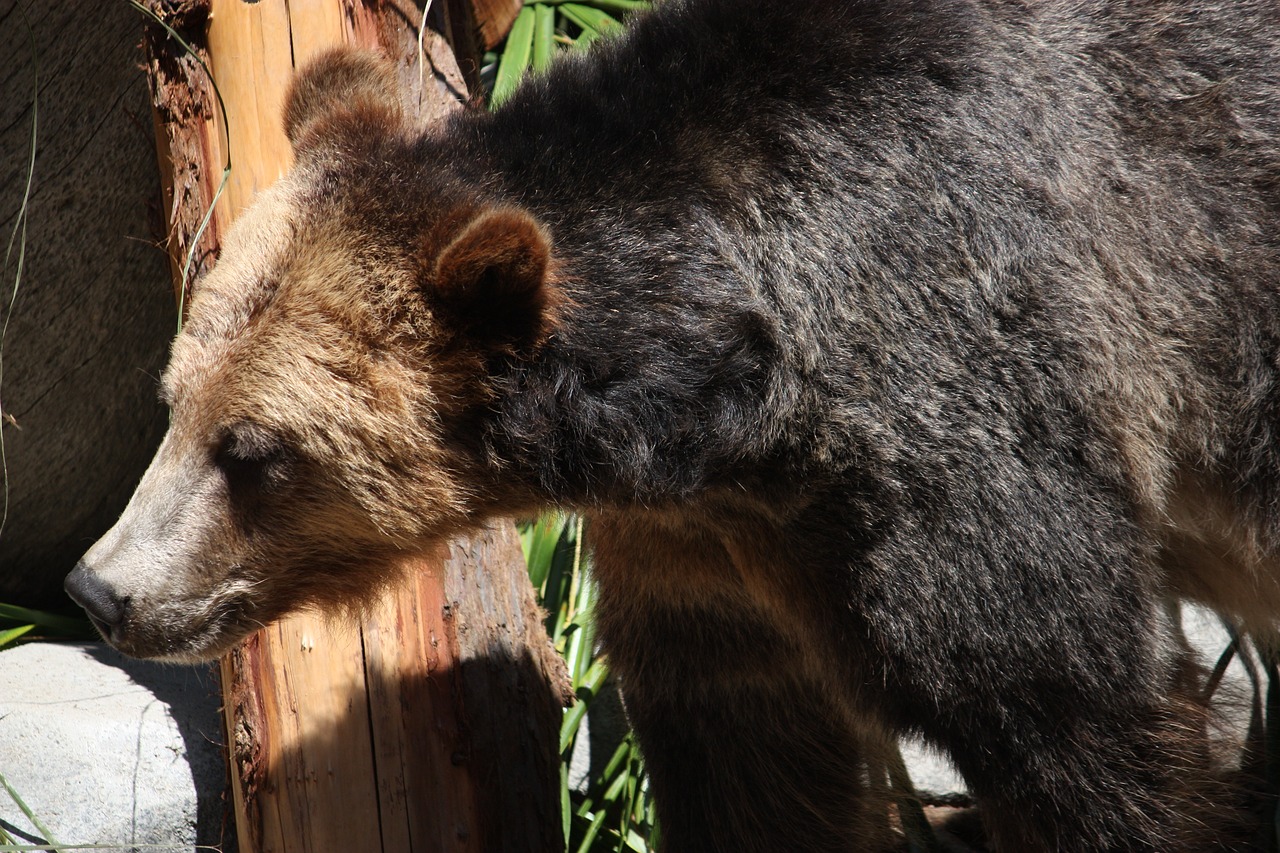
223 524 570 853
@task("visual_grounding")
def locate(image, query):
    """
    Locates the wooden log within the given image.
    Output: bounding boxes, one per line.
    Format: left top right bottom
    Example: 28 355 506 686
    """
142 0 223 302
140 2 570 851
471 0 524 49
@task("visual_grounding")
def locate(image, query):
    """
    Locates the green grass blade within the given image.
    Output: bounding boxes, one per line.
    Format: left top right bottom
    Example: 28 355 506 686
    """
599 753 631 802
560 659 609 753
622 828 648 852
524 512 569 589
586 0 648 13
560 7 601 46
566 597 596 687
561 761 573 847
0 604 91 637
545 522 580 640
0 770 62 851
574 809 610 853
1204 636 1239 701
524 0 647 10
563 519 598 684
533 3 557 72
617 744 639 853
646 814 661 851
561 3 621 32
594 737 634 792
492 6 537 107
0 624 35 649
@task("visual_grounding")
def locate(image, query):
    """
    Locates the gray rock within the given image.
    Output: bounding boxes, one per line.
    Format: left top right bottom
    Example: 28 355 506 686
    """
0 0 174 608
0 642 235 852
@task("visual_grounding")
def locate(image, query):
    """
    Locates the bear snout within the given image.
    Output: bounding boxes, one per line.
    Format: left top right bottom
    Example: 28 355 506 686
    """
64 562 129 642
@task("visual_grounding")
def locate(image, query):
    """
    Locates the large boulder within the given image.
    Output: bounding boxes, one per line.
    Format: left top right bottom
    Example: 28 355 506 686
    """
0 0 173 607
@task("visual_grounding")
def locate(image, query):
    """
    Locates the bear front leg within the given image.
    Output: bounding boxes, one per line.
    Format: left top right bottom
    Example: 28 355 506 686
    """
848 501 1254 850
589 514 893 853
622 676 893 853
934 660 1251 853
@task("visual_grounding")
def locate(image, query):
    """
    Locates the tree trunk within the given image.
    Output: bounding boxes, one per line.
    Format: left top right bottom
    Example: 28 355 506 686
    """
139 3 570 851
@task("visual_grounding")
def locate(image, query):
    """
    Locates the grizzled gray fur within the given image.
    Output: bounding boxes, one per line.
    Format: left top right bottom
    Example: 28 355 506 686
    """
68 0 1280 850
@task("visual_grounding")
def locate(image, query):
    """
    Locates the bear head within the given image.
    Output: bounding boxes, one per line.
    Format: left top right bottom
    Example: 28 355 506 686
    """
65 49 561 661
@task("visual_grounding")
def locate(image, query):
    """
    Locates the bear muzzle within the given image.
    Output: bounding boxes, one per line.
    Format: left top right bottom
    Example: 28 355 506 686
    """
64 562 129 644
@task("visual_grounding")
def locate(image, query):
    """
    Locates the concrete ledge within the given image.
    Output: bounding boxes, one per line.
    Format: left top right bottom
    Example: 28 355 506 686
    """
0 642 235 852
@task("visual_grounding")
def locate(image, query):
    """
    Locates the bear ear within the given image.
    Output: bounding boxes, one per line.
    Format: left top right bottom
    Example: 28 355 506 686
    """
429 207 561 352
283 48 403 153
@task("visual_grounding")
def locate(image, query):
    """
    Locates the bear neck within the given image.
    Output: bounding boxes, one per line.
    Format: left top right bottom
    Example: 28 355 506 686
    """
477 281 793 510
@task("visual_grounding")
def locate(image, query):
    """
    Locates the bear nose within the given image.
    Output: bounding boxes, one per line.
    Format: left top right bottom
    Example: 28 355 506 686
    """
64 563 127 637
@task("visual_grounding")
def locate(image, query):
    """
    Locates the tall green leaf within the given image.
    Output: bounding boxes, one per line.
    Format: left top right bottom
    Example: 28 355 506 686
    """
492 6 537 107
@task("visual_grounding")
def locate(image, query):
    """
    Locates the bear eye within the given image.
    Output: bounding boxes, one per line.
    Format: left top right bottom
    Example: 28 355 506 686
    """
213 423 287 491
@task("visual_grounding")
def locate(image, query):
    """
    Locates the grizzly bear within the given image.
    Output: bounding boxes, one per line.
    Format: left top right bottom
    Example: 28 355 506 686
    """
67 0 1280 849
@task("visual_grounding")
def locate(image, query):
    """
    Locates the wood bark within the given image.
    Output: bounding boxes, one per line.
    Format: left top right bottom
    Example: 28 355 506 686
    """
140 2 570 851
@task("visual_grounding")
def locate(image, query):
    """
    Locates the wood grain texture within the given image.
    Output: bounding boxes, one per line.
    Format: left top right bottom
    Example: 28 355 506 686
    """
472 0 524 49
141 0 224 303
142 2 567 850
205 0 297 220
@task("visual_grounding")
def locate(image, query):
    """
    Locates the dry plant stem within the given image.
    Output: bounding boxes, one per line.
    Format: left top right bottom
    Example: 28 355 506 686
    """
0 4 38 540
